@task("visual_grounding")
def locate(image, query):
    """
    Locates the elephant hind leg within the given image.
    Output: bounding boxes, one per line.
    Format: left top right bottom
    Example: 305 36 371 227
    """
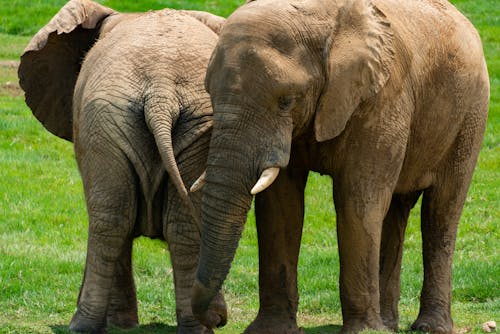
379 191 422 331
165 141 228 333
412 186 461 334
106 236 139 329
166 216 202 332
413 113 486 334
70 148 138 333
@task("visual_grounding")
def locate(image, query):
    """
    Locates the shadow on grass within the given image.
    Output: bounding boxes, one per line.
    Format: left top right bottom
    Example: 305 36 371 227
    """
51 323 177 333
304 324 342 333
50 323 342 333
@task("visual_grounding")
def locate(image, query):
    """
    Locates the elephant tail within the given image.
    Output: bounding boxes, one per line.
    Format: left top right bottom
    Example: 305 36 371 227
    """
144 96 198 223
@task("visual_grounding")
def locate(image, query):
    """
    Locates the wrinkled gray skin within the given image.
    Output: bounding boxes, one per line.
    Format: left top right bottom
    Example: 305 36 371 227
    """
18 1 226 333
191 0 489 333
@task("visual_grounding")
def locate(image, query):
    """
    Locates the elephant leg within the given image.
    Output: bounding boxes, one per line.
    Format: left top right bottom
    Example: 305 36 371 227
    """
166 217 205 334
379 192 421 330
412 182 470 333
411 186 462 334
165 141 225 334
333 176 395 333
244 167 309 334
411 115 485 334
106 236 139 329
70 150 136 333
166 207 225 334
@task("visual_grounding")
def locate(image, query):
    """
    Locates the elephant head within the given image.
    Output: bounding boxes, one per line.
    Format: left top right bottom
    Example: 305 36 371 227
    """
192 0 394 327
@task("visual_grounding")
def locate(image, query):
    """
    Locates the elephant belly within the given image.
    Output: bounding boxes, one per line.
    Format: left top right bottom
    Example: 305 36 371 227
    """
394 169 434 194
393 109 464 194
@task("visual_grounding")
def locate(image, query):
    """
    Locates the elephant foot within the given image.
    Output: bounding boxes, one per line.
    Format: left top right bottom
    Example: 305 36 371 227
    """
340 317 388 334
381 317 398 332
380 309 399 332
106 308 138 329
69 309 106 334
411 309 453 334
244 314 304 334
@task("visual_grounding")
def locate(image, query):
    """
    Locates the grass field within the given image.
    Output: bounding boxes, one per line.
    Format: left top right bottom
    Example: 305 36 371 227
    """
0 0 498 333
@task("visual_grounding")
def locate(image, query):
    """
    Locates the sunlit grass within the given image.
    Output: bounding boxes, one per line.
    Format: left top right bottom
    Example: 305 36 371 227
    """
0 0 241 36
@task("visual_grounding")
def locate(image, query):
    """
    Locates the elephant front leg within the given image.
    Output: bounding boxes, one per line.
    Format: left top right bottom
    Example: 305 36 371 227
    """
379 192 421 331
245 167 308 334
106 237 139 329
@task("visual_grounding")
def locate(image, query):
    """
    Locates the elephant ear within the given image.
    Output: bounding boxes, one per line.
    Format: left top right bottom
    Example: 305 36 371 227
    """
314 0 394 142
18 0 116 142
182 10 226 35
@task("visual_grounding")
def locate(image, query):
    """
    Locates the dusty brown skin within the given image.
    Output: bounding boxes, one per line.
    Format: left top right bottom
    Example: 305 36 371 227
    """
191 0 490 333
18 1 227 333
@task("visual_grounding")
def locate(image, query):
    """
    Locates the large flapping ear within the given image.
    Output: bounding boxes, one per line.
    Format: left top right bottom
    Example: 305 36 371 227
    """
18 0 116 142
314 0 394 142
182 10 226 35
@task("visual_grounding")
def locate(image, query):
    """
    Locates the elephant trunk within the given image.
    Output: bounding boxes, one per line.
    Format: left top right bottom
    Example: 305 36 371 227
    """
191 101 291 328
192 122 257 328
198 170 252 282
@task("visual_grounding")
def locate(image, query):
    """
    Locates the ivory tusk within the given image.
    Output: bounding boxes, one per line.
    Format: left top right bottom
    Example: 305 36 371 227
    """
250 167 280 195
190 171 206 192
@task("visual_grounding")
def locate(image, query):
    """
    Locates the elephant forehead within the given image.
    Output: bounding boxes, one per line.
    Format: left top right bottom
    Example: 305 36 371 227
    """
238 47 289 74
223 0 332 43
209 45 309 98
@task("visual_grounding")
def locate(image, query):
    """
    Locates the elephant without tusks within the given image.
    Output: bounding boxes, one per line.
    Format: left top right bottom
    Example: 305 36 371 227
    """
18 0 227 333
190 0 489 333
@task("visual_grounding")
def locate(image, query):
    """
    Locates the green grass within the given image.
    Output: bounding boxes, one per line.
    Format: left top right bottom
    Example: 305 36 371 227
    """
0 0 241 36
0 34 30 60
1 0 499 333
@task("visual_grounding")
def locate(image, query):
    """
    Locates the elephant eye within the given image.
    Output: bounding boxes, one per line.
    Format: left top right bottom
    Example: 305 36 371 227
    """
278 96 295 112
